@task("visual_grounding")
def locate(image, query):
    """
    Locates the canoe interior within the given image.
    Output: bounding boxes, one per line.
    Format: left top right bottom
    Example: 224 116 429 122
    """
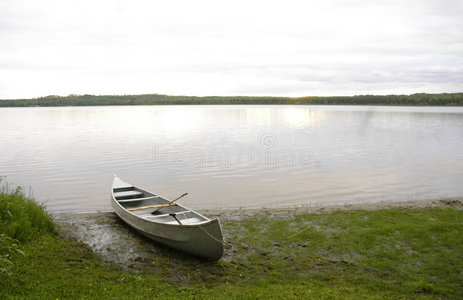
113 183 208 225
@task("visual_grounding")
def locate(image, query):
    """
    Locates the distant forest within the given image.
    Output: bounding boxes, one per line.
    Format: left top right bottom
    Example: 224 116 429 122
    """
1 93 463 107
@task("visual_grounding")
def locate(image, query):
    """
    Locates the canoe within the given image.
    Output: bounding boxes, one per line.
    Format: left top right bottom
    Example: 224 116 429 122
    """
111 176 224 261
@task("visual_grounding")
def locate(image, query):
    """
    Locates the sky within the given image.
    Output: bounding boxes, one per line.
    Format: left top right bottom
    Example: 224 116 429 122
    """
1 0 463 99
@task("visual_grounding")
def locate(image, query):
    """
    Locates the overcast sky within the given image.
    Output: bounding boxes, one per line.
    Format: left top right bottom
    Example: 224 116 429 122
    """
1 0 462 99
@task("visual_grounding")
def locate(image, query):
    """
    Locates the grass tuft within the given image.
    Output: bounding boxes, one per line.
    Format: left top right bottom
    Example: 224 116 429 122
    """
0 179 55 276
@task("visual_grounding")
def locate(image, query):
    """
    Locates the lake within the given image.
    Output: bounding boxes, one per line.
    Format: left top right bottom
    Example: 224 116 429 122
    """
1 105 462 212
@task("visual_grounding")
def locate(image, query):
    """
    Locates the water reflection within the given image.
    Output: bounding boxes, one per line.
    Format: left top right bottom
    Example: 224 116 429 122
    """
0 105 462 212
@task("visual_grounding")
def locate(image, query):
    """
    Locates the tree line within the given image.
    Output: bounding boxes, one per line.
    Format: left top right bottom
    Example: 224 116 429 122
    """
1 93 462 107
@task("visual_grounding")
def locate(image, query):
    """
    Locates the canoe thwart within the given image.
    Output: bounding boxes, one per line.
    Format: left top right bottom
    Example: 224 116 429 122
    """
127 203 177 212
151 192 188 214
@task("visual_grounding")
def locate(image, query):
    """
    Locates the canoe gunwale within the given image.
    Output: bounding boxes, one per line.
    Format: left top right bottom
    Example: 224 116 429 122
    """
111 178 218 228
111 179 218 227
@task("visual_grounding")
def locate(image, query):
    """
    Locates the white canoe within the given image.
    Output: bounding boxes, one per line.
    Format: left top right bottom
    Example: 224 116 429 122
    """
111 176 224 261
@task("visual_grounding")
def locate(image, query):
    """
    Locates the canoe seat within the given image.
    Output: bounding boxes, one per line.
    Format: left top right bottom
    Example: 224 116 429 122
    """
158 217 205 225
113 186 135 193
114 190 144 200
143 212 205 225
179 217 204 224
145 211 190 220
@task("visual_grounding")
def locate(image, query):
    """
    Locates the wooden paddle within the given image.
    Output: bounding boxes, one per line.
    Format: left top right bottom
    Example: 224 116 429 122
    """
127 192 188 212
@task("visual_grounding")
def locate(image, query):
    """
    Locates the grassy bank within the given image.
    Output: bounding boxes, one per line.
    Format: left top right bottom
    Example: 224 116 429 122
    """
0 181 54 277
1 92 463 107
0 188 462 298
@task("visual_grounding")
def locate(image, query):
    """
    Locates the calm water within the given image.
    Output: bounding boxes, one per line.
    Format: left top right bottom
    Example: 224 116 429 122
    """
1 105 463 212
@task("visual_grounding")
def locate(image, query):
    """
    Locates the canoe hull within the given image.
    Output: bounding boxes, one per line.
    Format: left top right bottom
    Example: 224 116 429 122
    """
111 178 223 261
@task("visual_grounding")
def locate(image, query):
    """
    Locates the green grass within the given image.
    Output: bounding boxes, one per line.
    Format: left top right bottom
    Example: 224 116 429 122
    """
0 180 54 276
0 182 462 299
0 187 54 243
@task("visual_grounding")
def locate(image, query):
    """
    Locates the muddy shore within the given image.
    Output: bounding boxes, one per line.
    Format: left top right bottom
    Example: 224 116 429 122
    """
52 198 463 269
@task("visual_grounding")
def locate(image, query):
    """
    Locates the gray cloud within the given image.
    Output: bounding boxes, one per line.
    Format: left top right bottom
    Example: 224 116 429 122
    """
0 0 462 98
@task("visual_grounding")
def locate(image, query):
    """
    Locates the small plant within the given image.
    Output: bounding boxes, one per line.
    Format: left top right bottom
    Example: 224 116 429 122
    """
0 234 24 276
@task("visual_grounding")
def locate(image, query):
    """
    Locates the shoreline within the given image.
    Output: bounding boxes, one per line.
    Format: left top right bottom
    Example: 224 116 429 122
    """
53 197 463 220
52 197 462 268
200 197 463 220
2 93 463 107
5 193 462 297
